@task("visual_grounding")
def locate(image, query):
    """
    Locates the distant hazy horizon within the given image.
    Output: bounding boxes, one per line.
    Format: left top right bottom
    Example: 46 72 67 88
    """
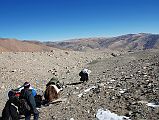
0 0 159 41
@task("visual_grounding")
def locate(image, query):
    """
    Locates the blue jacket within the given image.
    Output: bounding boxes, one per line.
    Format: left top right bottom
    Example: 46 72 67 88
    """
31 88 37 97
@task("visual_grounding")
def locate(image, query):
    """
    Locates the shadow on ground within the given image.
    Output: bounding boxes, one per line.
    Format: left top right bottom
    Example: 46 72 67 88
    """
66 81 83 85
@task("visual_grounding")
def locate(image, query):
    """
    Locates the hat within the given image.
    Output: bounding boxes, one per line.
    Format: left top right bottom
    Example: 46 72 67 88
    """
24 82 30 87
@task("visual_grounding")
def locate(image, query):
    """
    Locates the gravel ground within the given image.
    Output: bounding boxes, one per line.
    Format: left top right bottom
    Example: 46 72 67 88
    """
0 49 159 120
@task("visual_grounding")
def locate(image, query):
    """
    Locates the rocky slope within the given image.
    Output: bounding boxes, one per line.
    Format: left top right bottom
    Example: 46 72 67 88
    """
0 49 119 118
0 49 159 120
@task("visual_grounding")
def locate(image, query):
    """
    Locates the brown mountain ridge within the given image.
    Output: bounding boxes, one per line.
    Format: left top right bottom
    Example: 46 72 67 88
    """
0 38 54 52
44 33 159 51
1 33 159 52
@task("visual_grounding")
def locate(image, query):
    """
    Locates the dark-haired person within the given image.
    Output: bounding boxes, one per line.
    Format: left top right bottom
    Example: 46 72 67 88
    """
20 82 39 120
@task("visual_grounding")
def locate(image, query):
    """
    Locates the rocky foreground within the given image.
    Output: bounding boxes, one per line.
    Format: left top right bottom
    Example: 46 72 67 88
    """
0 49 159 120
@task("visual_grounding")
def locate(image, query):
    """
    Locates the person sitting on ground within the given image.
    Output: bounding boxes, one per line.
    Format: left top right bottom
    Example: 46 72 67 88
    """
20 82 39 120
79 68 91 82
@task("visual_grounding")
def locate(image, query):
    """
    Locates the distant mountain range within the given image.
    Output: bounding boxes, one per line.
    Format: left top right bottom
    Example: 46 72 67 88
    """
0 33 159 52
44 33 159 51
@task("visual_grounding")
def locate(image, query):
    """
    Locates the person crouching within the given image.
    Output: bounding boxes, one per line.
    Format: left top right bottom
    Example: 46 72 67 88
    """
79 68 91 83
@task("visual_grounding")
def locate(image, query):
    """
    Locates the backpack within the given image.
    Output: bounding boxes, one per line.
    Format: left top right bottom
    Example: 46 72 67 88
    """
8 89 21 98
19 98 31 115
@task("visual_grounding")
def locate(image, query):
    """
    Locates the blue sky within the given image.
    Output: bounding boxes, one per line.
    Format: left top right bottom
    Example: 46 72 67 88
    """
0 0 159 41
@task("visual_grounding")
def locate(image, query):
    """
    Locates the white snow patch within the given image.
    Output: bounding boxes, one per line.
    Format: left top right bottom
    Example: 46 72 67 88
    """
119 90 125 93
119 89 126 94
110 79 116 82
147 103 159 108
75 87 79 90
108 86 114 89
78 86 97 98
96 108 130 120
84 86 96 92
78 93 83 98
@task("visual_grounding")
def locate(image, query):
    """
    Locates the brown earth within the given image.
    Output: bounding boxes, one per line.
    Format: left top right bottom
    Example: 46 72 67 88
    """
0 48 159 120
44 33 159 51
0 48 121 119
0 38 54 52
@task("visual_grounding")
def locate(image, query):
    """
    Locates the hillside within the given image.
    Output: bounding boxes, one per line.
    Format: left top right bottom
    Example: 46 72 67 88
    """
0 49 159 119
0 34 159 119
44 33 159 51
0 38 54 52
